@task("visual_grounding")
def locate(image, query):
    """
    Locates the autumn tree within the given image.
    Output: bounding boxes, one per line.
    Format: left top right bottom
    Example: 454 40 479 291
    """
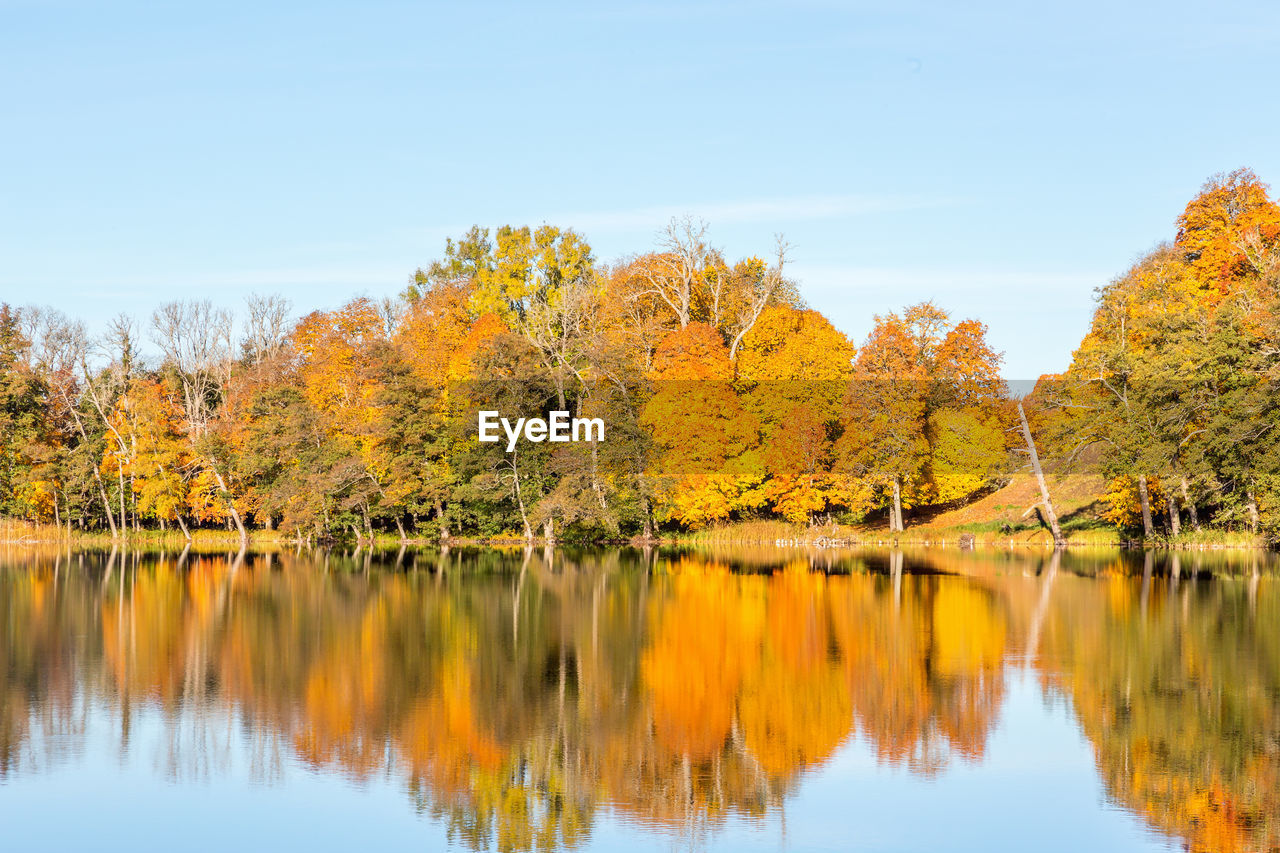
0 305 49 520
1062 172 1280 536
736 306 858 523
621 217 798 361
840 303 1006 532
641 323 761 527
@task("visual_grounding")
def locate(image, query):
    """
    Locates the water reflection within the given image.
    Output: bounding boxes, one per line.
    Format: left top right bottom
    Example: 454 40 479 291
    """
0 545 1276 852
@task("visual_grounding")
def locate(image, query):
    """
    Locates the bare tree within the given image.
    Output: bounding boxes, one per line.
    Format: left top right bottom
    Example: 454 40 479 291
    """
20 307 119 536
633 216 712 329
728 235 792 361
605 260 674 373
520 269 601 409
152 300 246 543
81 314 139 534
242 294 291 364
629 218 791 361
376 295 405 339
152 300 234 437
104 314 139 374
20 305 83 378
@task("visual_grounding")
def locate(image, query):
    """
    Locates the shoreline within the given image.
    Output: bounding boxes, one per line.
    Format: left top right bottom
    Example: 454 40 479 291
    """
2 531 1274 553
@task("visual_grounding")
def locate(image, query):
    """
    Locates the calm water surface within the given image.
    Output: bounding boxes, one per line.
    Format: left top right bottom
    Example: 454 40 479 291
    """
0 545 1276 852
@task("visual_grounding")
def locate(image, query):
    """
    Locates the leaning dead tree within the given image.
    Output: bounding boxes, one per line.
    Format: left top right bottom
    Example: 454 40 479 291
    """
1017 401 1066 548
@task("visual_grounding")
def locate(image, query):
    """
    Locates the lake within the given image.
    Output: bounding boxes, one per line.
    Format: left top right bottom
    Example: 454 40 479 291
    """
0 545 1275 852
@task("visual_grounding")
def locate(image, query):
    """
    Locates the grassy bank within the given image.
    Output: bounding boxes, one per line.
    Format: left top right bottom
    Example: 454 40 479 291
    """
675 520 1268 550
672 472 1273 550
674 519 1124 548
5 468 1273 556
0 518 291 552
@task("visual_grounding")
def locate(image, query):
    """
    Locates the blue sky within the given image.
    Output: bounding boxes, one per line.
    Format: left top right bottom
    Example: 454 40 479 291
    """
3 0 1279 378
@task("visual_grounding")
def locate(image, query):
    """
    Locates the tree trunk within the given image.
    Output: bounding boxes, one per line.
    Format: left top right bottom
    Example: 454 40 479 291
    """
174 512 190 541
130 473 139 532
394 515 407 543
209 462 247 545
82 384 132 538
1137 475 1155 539
511 459 533 542
1246 488 1260 534
543 516 555 546
1017 402 1065 547
640 491 654 540
94 468 118 538
1181 478 1200 531
55 386 116 536
890 477 903 533
590 441 608 512
1166 493 1181 537
435 500 450 543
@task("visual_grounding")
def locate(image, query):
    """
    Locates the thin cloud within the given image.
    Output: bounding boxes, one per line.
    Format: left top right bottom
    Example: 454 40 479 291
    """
408 196 956 246
549 195 958 233
792 264 1106 297
175 267 411 288
0 266 414 292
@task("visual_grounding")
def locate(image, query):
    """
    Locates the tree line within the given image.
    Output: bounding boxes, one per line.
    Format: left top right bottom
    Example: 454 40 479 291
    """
1036 167 1280 539
1 169 1279 543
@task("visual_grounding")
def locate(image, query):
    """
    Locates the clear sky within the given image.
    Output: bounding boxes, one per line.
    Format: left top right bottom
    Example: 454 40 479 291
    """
3 0 1280 378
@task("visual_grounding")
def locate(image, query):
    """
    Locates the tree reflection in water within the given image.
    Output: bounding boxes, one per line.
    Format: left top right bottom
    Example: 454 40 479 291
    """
0 545 1275 852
